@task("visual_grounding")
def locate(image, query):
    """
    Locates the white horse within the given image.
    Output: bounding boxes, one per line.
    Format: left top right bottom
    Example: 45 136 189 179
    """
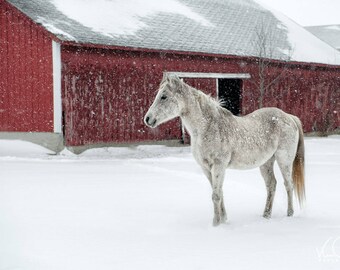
144 74 305 226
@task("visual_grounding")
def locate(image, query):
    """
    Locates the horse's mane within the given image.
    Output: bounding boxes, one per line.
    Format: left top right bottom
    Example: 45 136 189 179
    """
182 81 233 118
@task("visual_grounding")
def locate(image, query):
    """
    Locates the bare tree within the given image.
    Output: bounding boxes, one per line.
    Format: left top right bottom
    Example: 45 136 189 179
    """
251 21 293 108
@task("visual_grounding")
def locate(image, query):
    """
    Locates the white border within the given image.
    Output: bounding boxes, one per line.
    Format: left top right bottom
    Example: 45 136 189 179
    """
52 41 62 133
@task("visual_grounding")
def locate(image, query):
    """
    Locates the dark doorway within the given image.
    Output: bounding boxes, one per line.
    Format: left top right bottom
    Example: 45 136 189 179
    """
218 79 242 115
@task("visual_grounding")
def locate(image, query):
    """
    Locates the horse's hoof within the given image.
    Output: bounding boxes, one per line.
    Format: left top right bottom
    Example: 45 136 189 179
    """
287 209 294 217
213 221 220 226
263 212 271 219
221 215 227 223
213 217 221 226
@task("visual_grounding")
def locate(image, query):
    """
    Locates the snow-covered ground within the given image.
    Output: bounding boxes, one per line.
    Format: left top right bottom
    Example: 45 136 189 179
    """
0 137 339 270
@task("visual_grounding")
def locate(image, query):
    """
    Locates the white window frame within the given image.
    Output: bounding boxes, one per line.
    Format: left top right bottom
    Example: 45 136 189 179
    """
165 72 251 79
164 71 251 96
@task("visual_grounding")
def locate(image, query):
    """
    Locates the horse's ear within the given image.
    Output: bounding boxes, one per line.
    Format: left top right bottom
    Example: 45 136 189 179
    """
168 74 182 88
162 72 168 81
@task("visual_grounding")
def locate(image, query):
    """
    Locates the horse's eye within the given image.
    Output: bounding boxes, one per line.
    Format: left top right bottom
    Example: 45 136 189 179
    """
161 95 167 100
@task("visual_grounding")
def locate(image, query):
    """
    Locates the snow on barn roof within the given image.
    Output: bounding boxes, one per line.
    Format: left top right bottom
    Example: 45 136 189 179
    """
6 0 340 65
305 24 340 51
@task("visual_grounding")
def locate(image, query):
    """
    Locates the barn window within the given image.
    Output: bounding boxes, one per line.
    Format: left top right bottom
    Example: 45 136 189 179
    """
217 78 242 115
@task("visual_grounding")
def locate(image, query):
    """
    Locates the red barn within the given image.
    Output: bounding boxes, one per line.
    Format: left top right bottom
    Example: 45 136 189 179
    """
1 0 340 152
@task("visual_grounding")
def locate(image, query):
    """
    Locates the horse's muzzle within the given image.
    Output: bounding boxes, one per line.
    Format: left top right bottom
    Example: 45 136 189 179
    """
144 115 157 128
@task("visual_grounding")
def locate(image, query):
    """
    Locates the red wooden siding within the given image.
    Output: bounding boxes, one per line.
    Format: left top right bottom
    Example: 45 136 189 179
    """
61 46 340 146
242 64 340 133
0 0 54 132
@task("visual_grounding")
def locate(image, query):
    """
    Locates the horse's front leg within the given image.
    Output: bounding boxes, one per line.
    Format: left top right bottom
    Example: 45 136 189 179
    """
211 162 226 226
201 166 227 224
220 197 227 223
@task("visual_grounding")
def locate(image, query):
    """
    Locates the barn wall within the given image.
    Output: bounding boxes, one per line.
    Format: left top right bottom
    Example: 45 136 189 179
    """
61 47 241 146
242 64 340 133
0 0 54 132
61 46 340 147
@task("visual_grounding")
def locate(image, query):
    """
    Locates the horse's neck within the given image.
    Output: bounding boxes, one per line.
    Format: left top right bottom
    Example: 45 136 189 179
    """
179 86 231 138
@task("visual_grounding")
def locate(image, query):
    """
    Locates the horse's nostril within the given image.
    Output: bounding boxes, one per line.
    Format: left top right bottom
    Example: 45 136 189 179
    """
146 116 150 124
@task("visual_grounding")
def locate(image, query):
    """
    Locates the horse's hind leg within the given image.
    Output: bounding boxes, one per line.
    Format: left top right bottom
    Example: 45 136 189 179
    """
276 159 294 217
260 157 277 218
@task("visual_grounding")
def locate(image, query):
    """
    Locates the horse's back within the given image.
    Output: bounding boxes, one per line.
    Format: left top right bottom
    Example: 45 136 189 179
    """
242 107 299 133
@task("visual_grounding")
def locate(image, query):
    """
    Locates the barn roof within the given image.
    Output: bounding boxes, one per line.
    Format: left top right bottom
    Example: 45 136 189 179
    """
305 24 340 51
6 0 340 65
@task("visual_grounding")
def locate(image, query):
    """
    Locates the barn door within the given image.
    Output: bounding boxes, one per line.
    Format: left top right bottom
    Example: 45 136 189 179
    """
217 79 242 115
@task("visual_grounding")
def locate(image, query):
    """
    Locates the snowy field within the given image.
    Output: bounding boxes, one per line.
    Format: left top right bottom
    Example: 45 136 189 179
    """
0 136 340 270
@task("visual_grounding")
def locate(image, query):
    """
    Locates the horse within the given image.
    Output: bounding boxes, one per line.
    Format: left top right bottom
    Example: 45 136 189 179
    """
144 74 305 226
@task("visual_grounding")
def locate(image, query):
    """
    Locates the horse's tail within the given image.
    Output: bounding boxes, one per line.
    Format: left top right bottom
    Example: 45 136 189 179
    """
292 116 305 207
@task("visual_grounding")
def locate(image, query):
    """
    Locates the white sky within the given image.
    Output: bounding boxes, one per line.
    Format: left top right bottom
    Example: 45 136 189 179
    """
256 0 340 26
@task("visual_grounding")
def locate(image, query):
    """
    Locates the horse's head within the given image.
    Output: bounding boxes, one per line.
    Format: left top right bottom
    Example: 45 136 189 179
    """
144 74 183 128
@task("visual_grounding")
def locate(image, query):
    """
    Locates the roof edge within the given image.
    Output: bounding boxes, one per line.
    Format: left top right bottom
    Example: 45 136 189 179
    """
60 40 340 70
4 0 340 70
